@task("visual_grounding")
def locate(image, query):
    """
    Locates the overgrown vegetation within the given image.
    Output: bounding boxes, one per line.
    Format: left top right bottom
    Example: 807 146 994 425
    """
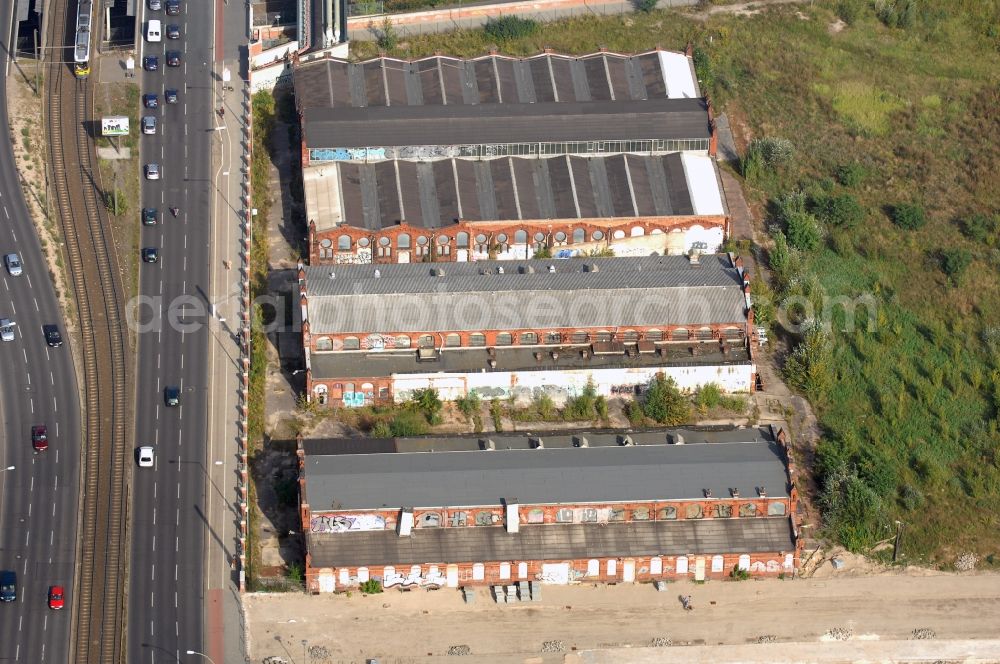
360 579 383 594
349 0 1000 563
483 15 538 42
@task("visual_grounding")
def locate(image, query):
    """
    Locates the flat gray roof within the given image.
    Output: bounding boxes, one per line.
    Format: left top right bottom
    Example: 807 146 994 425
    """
302 440 789 511
309 152 724 231
309 341 751 379
303 98 711 151
303 255 748 335
293 51 700 113
308 517 796 568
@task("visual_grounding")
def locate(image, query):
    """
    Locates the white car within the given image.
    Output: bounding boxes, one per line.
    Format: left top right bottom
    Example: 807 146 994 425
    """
146 19 162 42
0 318 15 342
137 446 155 468
4 253 22 276
145 163 160 180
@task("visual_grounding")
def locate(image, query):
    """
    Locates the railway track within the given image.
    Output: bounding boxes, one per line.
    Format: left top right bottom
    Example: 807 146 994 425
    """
45 0 131 662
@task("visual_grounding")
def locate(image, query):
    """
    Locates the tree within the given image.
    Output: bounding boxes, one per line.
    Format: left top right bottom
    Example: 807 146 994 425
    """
813 193 865 228
786 211 822 251
641 375 691 425
783 321 834 402
410 388 443 424
455 391 482 421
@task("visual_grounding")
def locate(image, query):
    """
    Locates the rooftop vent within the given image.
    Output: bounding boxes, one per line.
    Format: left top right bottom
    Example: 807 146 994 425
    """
497 266 505 274
674 433 685 445
584 263 599 273
688 252 701 266
580 348 590 359
328 271 336 280
757 486 767 498
373 269 381 278
619 434 634 446
547 265 555 273
488 359 497 369
729 488 740 498
637 340 656 354
416 348 439 362
550 351 559 360
703 488 713 499
431 267 445 277
534 351 544 362
520 265 535 274
574 435 589 448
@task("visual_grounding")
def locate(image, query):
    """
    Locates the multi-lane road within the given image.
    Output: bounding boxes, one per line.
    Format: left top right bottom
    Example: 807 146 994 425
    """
129 0 217 661
0 6 83 664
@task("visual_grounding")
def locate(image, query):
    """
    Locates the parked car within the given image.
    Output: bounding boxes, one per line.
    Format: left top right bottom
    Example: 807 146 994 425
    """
142 207 158 226
143 93 158 108
144 163 160 180
4 253 22 276
31 425 48 452
164 89 179 104
143 56 158 71
148 0 162 10
43 324 63 347
48 585 65 610
137 446 155 468
0 571 16 602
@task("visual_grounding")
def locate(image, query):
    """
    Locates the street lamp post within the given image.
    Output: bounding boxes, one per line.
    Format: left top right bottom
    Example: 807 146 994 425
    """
184 650 217 664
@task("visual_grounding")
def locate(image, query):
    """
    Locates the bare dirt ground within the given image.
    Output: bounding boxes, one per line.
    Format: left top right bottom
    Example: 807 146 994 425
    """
245 570 1000 664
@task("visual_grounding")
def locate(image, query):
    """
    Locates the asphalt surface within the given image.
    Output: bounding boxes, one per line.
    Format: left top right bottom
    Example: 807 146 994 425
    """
129 0 215 661
0 6 83 664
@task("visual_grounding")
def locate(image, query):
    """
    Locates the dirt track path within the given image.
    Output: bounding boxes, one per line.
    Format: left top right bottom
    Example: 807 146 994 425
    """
246 572 1000 663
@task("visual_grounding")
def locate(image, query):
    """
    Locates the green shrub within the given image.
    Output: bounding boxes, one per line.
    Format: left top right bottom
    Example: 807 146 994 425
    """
359 579 383 594
813 193 865 228
483 15 538 41
489 400 504 431
634 0 658 13
594 395 609 420
624 400 645 426
938 248 972 284
786 211 822 251
729 565 751 581
693 383 746 414
286 563 304 582
410 388 443 424
836 0 863 25
819 464 886 553
835 162 867 187
370 420 392 438
960 213 999 245
890 203 926 230
641 375 690 425
874 0 918 29
455 392 482 420
692 46 713 89
375 17 398 51
750 278 776 327
741 137 793 182
784 322 834 402
564 379 598 420
389 410 429 437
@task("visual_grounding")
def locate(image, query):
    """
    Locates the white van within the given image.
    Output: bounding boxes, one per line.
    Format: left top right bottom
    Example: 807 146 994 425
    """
146 19 162 42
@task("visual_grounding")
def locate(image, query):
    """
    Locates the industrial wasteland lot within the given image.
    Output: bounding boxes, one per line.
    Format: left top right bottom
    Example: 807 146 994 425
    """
0 0 998 662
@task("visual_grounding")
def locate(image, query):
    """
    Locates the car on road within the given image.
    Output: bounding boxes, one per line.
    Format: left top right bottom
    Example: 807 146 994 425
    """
142 247 159 263
141 116 157 135
146 19 162 42
0 571 16 602
47 585 64 610
143 56 158 71
137 446 155 468
165 0 180 14
0 318 15 342
31 425 48 452
164 88 179 104
143 93 158 108
144 163 160 180
166 24 181 39
142 207 158 225
148 0 162 9
166 51 181 67
43 324 63 347
164 386 180 407
4 253 22 276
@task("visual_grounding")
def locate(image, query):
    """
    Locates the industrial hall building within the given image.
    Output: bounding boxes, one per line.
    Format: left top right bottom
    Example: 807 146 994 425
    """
298 426 802 593
298 252 758 407
291 48 730 265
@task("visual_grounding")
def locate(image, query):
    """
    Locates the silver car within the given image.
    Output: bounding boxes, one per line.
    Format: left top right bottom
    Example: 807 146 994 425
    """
145 163 160 180
0 318 15 342
4 253 22 276
141 116 157 135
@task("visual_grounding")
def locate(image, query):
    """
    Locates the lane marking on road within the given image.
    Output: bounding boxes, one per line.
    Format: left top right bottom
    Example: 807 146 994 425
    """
52 397 56 413
33 298 38 311
25 275 31 289
26 371 30 385
29 397 33 414
49 371 53 385
26 502 31 517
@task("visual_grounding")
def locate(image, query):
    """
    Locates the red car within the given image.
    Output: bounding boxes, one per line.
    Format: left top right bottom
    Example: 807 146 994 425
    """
48 585 64 610
31 425 48 451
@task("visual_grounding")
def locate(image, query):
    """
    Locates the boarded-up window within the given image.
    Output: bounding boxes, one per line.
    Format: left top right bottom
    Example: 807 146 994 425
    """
586 559 600 577
395 335 411 348
632 507 650 521
739 503 757 517
713 504 733 519
343 337 360 350
658 506 677 520
469 333 486 347
672 328 689 341
520 332 538 345
315 337 333 351
472 563 485 581
768 501 787 516
496 332 513 346
445 333 461 347
645 329 663 341
555 508 573 523
686 504 703 519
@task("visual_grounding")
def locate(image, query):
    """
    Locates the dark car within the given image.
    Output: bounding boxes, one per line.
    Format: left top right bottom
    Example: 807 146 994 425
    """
166 51 181 67
43 324 63 347
142 207 158 226
164 88 179 104
166 24 181 39
143 93 158 108
142 247 159 263
31 425 48 452
0 571 16 602
165 0 180 14
165 386 180 407
143 56 158 71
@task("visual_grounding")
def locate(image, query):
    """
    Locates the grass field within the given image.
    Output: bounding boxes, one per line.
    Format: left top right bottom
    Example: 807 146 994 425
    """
349 0 1000 566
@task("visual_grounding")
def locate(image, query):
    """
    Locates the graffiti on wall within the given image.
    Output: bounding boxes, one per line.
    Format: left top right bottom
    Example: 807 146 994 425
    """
311 514 386 534
333 248 372 265
311 147 388 162
361 333 397 351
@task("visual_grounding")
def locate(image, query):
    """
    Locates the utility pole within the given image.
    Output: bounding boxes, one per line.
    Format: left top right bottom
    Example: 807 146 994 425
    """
34 29 40 96
892 520 905 563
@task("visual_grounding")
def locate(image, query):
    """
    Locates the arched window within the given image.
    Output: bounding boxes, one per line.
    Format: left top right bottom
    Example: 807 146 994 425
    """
445 333 461 347
645 329 663 341
514 230 527 244
622 330 639 342
592 230 605 241
416 235 428 246
315 337 333 351
572 228 585 243
343 336 360 350
397 233 411 249
593 331 612 343
571 330 589 343
475 233 487 245
456 232 469 248
672 328 689 341
319 238 333 259
496 332 513 346
338 234 351 250
418 334 434 348
395 335 411 349
533 232 545 242
696 327 714 340
545 331 561 344
469 333 486 347
520 331 538 345
612 229 626 239
723 327 743 339
554 231 567 244
631 227 645 237
357 237 370 248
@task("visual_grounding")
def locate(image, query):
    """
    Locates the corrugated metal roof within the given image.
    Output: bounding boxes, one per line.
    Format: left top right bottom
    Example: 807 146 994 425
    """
302 98 711 151
293 50 700 113
302 440 789 511
307 518 796 568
